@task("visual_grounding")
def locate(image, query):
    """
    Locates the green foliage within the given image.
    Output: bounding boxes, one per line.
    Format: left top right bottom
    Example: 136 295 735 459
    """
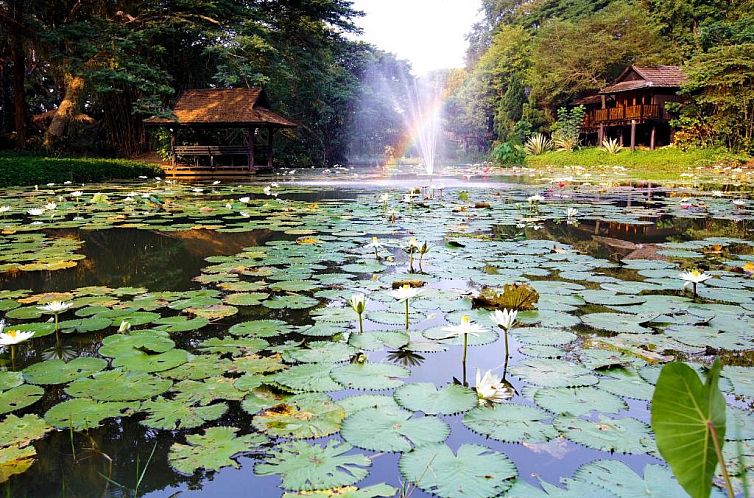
0 155 161 188
525 146 748 181
552 106 585 151
524 133 553 155
651 359 732 498
602 137 622 154
490 141 525 166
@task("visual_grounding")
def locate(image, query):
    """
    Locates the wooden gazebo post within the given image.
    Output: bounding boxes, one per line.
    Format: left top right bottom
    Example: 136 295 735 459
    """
248 127 256 171
267 127 275 169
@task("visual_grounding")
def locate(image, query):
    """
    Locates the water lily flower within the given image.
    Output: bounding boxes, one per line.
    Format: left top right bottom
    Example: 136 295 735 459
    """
27 208 45 216
0 329 34 346
475 369 512 405
118 320 131 333
45 203 57 211
263 186 278 197
225 203 232 209
380 193 389 209
349 293 367 334
91 192 109 204
0 206 9 218
566 207 578 220
46 183 55 187
490 309 517 331
443 315 488 365
212 180 221 185
680 269 712 298
732 199 746 209
37 301 72 336
417 241 430 272
390 284 422 330
192 187 204 193
527 194 545 204
404 238 421 272
0 327 34 367
239 211 251 218
365 237 383 260
70 191 83 198
491 309 517 370
712 191 723 197
239 197 250 204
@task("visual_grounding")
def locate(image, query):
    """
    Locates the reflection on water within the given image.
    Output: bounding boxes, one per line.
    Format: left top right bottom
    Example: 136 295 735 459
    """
0 228 277 292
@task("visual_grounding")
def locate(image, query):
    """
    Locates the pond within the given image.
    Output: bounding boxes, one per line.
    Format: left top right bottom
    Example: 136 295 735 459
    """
0 167 751 498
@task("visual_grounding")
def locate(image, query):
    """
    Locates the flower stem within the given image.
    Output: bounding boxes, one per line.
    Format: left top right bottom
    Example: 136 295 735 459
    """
462 332 468 365
358 313 364 334
10 345 15 370
707 420 735 498
503 327 510 376
405 299 409 330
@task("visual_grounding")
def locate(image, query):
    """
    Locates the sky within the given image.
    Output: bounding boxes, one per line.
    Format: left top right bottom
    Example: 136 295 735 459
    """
352 0 483 75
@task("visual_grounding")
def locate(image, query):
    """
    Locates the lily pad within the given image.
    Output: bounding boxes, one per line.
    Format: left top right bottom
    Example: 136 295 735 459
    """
341 407 449 452
44 398 135 430
23 357 108 385
399 443 517 498
140 398 227 430
393 382 477 415
330 363 409 390
463 404 557 443
65 369 171 401
252 393 345 439
168 426 267 474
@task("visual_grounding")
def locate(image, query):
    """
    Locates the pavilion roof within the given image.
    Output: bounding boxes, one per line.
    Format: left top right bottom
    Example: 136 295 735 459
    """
144 88 296 128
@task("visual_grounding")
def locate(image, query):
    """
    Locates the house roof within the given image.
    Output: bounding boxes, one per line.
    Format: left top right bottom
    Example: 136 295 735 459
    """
599 65 686 95
144 88 297 128
573 94 602 106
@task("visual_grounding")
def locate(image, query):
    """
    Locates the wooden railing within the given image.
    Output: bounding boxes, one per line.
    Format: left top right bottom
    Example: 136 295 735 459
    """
584 105 666 128
172 145 270 168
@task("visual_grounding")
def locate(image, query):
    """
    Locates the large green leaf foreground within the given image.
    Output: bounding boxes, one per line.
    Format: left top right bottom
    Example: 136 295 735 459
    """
651 359 729 498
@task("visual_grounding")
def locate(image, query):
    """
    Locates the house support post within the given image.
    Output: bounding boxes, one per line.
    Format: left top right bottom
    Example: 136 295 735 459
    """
630 120 636 152
267 127 274 169
598 124 604 144
248 127 256 171
170 129 176 167
650 124 656 150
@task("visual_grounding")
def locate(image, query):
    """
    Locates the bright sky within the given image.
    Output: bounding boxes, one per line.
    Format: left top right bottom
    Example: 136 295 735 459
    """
352 0 483 75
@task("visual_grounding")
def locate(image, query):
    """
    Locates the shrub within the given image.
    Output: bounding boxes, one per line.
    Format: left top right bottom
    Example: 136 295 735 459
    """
524 133 552 155
601 137 622 154
490 141 526 165
0 154 163 187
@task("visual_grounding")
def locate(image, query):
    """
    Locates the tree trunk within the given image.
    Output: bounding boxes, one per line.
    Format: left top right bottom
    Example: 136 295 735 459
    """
102 89 145 157
11 32 26 149
44 72 85 148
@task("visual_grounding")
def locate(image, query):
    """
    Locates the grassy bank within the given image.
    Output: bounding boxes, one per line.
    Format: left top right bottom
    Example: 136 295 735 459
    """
524 147 750 182
0 154 163 187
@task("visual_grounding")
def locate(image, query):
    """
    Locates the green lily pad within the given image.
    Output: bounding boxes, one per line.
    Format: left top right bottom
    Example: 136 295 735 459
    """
197 336 269 356
0 414 52 447
330 363 409 390
341 407 449 452
113 348 190 373
463 404 557 443
172 377 247 405
0 372 23 391
393 382 477 415
44 398 136 430
399 443 517 498
168 426 267 475
255 440 371 491
23 357 108 385
532 386 627 416
229 319 292 337
65 369 171 401
274 364 342 393
252 393 345 439
0 385 44 415
554 415 656 454
263 294 320 310
140 398 227 430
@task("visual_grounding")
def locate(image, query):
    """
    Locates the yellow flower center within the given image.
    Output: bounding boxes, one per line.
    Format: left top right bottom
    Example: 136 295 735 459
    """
461 315 471 325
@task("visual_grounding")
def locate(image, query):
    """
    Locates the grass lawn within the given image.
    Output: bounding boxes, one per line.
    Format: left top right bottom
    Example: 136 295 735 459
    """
0 153 163 187
523 147 751 183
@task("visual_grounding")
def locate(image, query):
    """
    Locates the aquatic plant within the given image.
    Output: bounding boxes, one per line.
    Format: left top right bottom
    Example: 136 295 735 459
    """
651 358 734 498
442 315 488 376
0 323 34 367
349 294 367 334
490 309 518 374
365 237 383 260
680 269 712 298
474 284 539 311
417 241 430 272
389 285 422 330
403 238 421 273
37 301 72 338
474 369 513 405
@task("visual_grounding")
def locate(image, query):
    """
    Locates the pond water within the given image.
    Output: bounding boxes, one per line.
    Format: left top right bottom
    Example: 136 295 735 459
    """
0 167 752 498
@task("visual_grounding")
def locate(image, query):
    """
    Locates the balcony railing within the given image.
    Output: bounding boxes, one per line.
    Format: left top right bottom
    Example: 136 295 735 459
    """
583 104 669 128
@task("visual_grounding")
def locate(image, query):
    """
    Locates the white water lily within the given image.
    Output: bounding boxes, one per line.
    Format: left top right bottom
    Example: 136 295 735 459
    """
490 309 517 331
732 199 746 208
566 207 578 219
444 315 488 365
70 191 83 198
239 197 250 204
712 191 723 197
475 369 512 404
390 284 422 330
0 329 34 346
118 320 131 333
349 293 367 334
37 301 72 314
365 237 383 259
0 206 10 213
212 180 221 185
389 284 422 302
680 269 712 298
379 193 389 206
225 203 232 209
263 186 278 197
527 194 545 204
45 203 57 211
27 208 45 216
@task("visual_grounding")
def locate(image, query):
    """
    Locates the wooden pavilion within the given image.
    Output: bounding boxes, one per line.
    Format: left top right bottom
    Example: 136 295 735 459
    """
577 65 685 150
144 88 296 175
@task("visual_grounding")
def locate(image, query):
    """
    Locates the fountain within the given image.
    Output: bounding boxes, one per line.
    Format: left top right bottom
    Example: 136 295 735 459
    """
403 73 444 176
